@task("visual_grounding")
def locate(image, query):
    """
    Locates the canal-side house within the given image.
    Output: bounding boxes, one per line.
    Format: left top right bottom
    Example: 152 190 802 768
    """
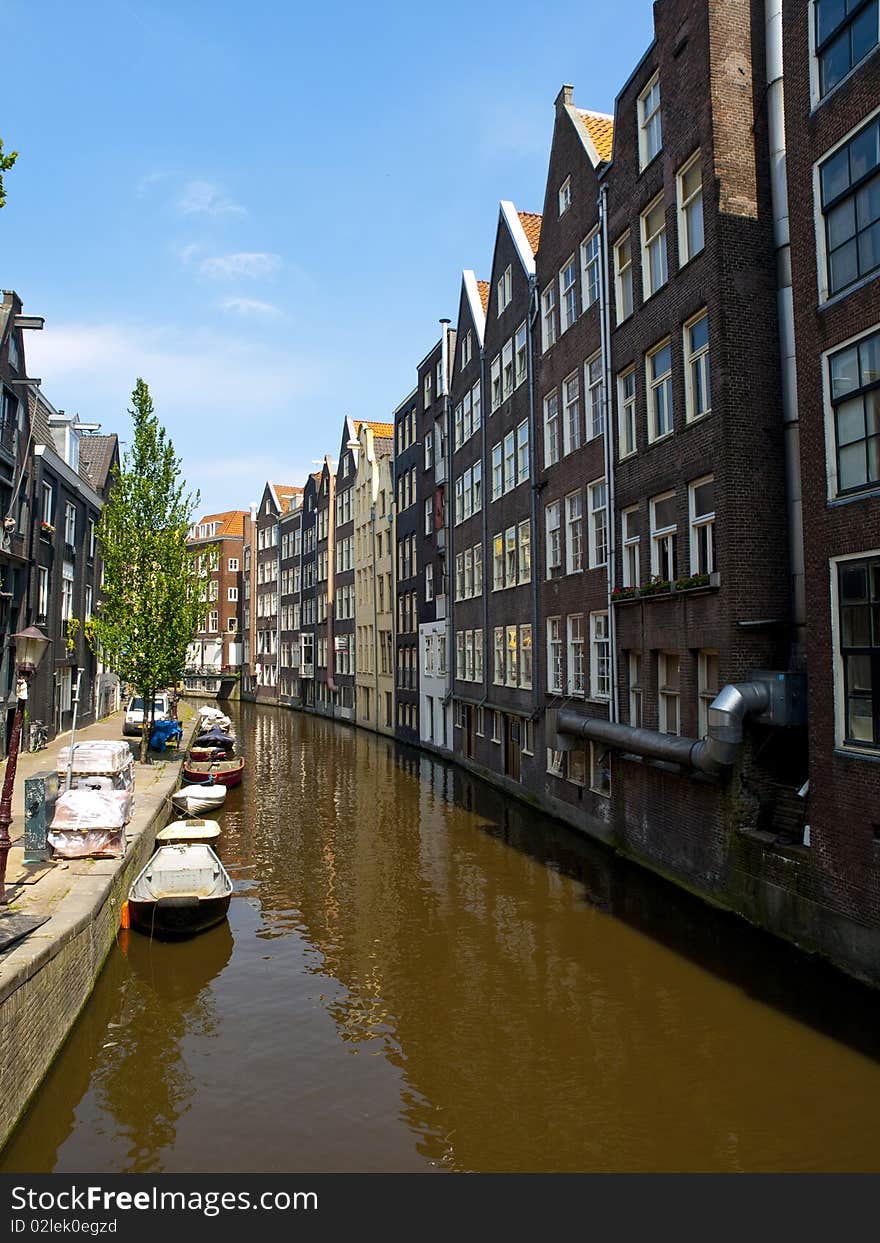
314 457 335 716
0 291 37 756
26 393 108 741
279 491 303 705
780 0 880 977
535 90 613 822
252 481 300 701
467 205 541 784
333 421 359 723
354 419 395 735
299 472 320 710
417 327 455 753
542 0 797 924
392 389 420 743
78 430 121 721
185 510 246 677
449 272 489 766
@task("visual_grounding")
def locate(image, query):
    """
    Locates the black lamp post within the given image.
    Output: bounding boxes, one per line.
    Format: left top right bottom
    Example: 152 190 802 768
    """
0 625 51 905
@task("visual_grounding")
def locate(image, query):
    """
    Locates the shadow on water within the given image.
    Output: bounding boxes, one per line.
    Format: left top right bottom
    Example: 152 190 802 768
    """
438 758 880 1066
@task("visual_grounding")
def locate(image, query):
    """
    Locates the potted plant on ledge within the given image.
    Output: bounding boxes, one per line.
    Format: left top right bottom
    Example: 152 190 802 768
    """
674 573 711 591
640 575 672 596
611 585 637 602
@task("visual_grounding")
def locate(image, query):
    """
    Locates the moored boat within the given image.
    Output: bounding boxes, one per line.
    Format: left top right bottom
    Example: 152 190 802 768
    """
182 755 246 787
128 842 233 939
171 782 227 815
157 818 222 847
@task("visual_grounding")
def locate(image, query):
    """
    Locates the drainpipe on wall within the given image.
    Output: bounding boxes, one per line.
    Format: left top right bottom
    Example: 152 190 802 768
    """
479 336 489 702
275 516 281 696
598 180 619 724
527 273 541 717
765 0 805 667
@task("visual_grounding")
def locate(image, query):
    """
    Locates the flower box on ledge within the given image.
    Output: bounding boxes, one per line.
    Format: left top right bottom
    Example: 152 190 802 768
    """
611 586 638 602
40 522 55 536
640 578 671 597
674 573 711 591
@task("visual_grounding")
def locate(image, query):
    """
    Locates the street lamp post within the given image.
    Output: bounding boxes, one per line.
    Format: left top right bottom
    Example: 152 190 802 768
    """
0 625 51 905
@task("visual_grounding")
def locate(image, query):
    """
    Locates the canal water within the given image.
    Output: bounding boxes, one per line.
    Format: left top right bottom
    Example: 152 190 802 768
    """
2 701 880 1173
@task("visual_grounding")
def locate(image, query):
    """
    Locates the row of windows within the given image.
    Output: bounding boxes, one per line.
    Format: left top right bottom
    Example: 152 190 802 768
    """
621 476 716 587
546 612 609 699
454 543 484 600
493 624 533 689
489 323 528 410
455 629 485 682
491 421 529 498
454 380 483 450
543 359 603 466
546 741 611 797
626 648 720 739
616 309 710 458
545 483 606 577
492 521 531 590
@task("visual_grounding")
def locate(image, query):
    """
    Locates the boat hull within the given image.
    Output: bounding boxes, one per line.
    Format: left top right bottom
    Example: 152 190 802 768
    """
129 893 231 939
183 758 245 787
171 786 227 815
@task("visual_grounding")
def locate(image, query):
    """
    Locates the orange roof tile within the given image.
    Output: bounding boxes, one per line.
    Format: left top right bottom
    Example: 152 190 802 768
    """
194 510 247 538
476 281 490 314
576 110 614 162
517 211 542 257
357 420 395 440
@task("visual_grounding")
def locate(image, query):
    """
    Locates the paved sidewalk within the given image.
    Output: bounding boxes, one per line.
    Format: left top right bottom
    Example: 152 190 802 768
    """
0 704 198 1149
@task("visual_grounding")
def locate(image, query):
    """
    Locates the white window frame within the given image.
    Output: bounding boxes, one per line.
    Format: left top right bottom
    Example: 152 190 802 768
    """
567 614 585 696
646 339 673 442
547 617 563 693
519 624 532 689
497 264 512 315
559 256 578 333
541 284 557 353
590 612 610 701
516 419 529 484
650 491 677 582
490 354 502 411
514 321 528 388
544 390 560 467
684 310 711 422
641 194 668 299
580 228 601 312
637 71 662 168
585 353 604 441
677 151 705 265
587 479 607 569
545 501 562 577
618 366 637 460
558 175 572 216
565 491 583 575
689 475 716 575
562 371 581 455
658 651 681 735
622 505 641 589
698 649 720 738
614 232 633 323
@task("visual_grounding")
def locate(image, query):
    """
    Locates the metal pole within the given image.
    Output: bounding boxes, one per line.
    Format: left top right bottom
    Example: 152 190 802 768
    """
64 667 83 793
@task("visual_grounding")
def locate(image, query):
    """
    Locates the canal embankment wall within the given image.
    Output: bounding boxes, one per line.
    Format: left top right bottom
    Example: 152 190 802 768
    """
241 689 879 989
0 716 196 1151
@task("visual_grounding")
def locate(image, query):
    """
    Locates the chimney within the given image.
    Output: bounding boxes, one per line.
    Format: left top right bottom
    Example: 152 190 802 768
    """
555 84 574 114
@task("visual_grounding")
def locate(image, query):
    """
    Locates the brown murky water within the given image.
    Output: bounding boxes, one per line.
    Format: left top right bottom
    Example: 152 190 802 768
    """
2 701 880 1173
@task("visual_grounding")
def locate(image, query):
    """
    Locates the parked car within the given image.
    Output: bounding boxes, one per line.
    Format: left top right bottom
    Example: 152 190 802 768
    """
123 693 171 736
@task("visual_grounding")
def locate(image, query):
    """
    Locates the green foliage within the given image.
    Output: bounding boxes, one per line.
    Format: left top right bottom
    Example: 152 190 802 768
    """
65 617 80 653
87 379 209 759
0 138 18 209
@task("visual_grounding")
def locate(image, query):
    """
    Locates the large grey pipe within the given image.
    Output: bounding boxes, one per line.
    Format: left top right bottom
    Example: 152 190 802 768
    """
553 681 771 776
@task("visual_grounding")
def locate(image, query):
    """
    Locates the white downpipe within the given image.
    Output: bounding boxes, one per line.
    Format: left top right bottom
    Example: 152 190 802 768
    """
598 182 619 723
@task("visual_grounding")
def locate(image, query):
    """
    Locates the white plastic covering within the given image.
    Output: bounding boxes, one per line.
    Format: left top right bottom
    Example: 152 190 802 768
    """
49 788 133 859
57 741 133 774
197 707 233 733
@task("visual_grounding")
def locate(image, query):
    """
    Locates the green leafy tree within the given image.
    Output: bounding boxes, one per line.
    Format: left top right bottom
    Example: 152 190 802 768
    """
0 139 18 209
88 379 208 759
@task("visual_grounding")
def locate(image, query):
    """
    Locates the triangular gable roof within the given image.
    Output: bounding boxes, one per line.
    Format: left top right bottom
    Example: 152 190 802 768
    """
356 419 394 440
499 201 540 277
270 482 302 513
518 211 542 257
462 271 487 348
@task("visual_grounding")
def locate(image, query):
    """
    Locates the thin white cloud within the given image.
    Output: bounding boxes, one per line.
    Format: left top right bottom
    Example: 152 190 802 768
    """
177 242 203 265
219 297 281 316
136 171 170 197
178 180 246 217
199 252 282 280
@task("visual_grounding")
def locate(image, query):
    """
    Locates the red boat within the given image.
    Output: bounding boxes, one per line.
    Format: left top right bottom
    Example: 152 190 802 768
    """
182 755 246 787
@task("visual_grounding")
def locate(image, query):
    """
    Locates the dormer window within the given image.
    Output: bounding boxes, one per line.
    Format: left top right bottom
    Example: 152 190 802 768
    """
558 176 572 216
63 425 80 472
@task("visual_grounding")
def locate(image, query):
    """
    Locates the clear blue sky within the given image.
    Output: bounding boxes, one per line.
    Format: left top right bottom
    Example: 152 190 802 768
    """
4 0 654 516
